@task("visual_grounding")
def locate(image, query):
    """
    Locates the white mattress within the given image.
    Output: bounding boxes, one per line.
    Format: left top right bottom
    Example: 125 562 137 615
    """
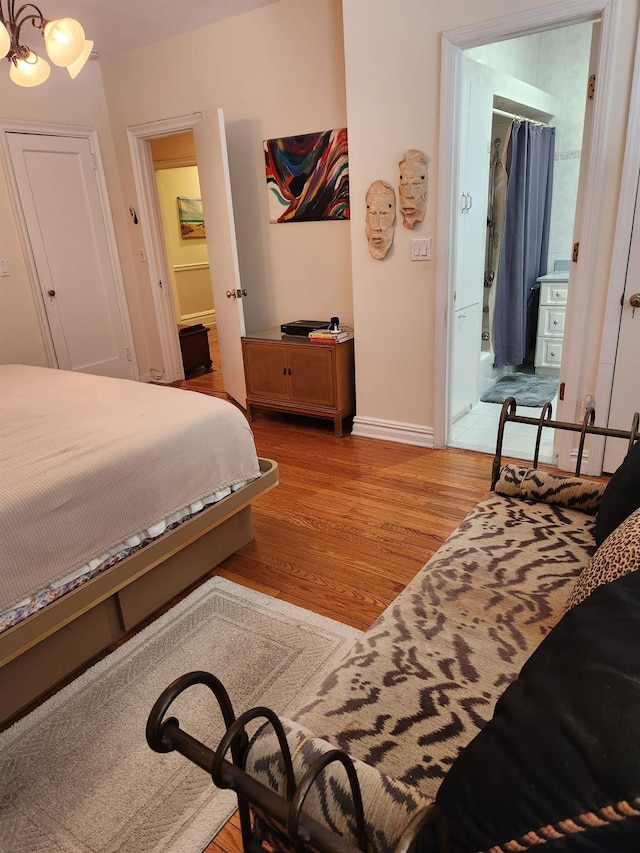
0 365 260 619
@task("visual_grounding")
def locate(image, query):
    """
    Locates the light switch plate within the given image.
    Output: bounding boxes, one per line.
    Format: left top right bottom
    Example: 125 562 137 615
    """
410 238 431 261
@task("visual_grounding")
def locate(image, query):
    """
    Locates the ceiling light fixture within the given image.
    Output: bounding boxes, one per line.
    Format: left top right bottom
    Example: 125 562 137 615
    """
0 2 94 87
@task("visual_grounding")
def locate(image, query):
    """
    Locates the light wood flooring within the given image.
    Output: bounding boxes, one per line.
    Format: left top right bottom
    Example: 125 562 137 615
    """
170 369 494 852
9 358 497 851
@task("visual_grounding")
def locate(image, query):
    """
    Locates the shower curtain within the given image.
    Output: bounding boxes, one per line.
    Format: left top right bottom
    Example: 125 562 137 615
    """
493 120 556 368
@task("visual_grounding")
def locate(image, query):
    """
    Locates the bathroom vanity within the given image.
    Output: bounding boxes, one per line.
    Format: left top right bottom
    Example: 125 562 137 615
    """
534 263 569 375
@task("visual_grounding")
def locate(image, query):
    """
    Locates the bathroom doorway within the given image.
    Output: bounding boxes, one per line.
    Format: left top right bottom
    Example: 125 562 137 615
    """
447 21 594 462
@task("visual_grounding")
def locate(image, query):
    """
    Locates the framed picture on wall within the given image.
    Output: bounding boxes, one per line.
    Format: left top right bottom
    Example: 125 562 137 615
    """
264 127 350 223
177 196 206 239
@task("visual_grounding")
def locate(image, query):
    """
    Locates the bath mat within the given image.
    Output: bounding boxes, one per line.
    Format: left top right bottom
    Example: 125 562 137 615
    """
480 372 558 407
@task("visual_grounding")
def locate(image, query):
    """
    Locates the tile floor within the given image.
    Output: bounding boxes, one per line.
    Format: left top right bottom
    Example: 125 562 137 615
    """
448 398 558 464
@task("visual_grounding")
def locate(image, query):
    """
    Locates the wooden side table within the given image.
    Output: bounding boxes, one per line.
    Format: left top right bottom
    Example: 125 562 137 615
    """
241 329 355 436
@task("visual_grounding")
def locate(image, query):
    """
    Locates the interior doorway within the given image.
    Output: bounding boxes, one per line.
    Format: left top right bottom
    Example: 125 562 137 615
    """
447 21 594 463
128 109 249 404
149 132 224 392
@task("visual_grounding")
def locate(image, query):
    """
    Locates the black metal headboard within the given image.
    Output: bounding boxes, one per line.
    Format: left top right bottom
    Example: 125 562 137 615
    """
491 396 640 490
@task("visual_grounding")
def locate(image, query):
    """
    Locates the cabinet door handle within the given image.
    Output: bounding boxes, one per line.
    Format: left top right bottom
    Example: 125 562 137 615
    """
288 367 291 375
282 367 286 375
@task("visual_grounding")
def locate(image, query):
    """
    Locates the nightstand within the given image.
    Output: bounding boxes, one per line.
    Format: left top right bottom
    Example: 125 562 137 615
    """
241 329 355 436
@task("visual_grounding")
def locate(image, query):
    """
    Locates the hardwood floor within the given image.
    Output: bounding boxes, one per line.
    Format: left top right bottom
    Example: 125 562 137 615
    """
8 360 496 850
202 412 493 853
166 368 495 852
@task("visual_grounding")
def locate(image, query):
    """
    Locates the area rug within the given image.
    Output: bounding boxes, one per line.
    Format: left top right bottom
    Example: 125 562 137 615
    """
0 577 361 853
480 372 559 407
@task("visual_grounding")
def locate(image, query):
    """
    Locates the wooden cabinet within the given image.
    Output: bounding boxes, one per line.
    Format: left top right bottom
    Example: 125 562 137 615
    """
242 330 355 436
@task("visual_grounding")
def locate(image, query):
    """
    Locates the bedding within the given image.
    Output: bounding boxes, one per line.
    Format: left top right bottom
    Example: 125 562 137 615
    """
0 479 253 633
0 364 260 622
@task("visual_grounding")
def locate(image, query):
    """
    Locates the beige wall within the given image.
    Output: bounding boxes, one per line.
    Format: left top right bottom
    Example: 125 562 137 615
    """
343 0 639 432
1 0 638 444
155 166 214 322
100 0 351 377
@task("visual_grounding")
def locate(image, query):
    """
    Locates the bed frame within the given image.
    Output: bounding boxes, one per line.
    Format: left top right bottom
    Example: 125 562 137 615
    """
0 457 279 727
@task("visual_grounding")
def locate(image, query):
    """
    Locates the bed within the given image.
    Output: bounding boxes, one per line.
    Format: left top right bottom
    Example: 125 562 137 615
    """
0 364 279 725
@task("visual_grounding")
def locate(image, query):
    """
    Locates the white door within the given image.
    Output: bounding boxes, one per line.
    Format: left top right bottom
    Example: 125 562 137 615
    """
203 108 247 405
603 176 640 472
6 132 135 379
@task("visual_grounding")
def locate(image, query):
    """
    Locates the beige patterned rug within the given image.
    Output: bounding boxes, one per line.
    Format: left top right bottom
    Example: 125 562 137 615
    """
0 577 361 853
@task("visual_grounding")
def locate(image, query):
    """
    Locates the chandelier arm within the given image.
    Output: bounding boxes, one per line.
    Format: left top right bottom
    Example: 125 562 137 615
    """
6 4 43 57
12 3 45 27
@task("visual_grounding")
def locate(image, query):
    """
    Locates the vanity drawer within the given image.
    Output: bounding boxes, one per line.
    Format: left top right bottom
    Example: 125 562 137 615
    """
540 281 568 306
538 305 565 337
535 337 563 368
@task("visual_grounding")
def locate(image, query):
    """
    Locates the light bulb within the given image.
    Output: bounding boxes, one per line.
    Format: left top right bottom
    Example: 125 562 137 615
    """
67 39 94 79
0 21 9 59
43 17 85 67
9 51 51 87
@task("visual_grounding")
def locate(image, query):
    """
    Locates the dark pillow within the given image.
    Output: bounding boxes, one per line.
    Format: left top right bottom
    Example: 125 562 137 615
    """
423 569 640 852
595 440 640 547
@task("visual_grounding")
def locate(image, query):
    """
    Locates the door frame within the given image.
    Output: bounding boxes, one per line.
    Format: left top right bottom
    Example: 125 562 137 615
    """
592 22 640 471
0 118 138 377
434 0 618 472
127 112 206 384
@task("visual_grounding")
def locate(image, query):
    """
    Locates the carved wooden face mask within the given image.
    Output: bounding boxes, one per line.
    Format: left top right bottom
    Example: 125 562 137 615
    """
365 181 396 259
399 150 427 229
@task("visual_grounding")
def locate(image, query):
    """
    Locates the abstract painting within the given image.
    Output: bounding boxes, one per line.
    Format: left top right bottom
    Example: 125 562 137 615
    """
264 128 349 223
177 196 206 239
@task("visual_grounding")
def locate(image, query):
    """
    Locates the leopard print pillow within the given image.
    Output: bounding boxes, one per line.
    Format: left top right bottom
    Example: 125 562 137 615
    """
566 506 640 610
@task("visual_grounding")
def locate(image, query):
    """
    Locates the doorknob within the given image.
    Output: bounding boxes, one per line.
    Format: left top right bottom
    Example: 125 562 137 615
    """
629 293 640 308
226 288 248 299
47 289 56 297
226 290 237 299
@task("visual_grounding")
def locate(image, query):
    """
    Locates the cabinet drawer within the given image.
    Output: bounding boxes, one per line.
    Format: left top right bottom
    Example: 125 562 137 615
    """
538 305 565 337
535 337 563 368
540 281 568 306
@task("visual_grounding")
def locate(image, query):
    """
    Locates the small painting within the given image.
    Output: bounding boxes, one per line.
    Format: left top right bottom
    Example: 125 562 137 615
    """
264 128 350 223
177 196 206 239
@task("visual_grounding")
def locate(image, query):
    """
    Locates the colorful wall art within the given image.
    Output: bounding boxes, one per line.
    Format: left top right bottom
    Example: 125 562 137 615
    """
177 196 206 239
264 128 349 223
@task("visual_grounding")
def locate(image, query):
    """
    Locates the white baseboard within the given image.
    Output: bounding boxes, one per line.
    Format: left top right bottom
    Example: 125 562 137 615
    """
351 415 434 447
181 310 216 327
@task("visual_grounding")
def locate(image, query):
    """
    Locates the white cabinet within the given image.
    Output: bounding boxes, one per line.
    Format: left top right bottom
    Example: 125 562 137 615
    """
451 60 492 424
455 58 492 312
534 272 569 375
452 302 482 421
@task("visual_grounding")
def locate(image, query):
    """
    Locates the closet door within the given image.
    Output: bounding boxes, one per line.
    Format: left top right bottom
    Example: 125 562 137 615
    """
6 132 135 379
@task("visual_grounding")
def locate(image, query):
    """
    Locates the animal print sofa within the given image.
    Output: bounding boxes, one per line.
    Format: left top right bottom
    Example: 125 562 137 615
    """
242 457 640 852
